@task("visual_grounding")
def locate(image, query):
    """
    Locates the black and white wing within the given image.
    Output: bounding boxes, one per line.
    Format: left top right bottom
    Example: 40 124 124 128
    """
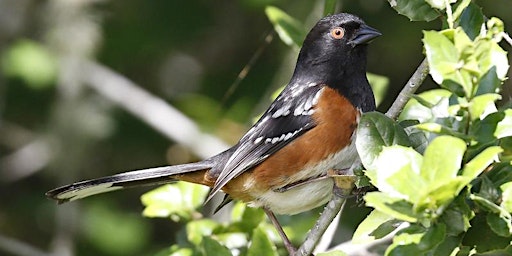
206 83 325 201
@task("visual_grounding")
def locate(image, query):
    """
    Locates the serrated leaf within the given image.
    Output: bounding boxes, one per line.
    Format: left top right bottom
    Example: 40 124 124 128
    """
356 112 410 171
366 146 424 202
421 136 466 185
353 210 395 244
201 236 232 256
387 0 440 22
462 146 502 179
248 226 278 256
265 6 306 48
365 192 418 222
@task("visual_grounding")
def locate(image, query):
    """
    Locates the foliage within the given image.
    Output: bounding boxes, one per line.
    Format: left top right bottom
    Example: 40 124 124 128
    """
353 1 512 255
139 1 511 255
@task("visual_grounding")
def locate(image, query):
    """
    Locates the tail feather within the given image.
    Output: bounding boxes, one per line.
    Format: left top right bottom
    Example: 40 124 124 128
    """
46 160 215 204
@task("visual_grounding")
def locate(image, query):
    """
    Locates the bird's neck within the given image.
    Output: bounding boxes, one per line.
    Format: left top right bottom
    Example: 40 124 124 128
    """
290 50 375 112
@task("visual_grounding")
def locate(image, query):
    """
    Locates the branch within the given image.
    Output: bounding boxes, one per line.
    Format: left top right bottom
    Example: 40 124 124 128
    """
297 58 430 255
386 58 429 119
0 233 52 256
79 59 229 159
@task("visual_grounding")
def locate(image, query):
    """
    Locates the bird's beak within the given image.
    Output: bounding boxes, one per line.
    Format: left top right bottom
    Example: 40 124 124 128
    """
350 24 381 45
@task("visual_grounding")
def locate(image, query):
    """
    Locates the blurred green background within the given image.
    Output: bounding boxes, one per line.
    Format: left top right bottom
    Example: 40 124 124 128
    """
0 0 510 255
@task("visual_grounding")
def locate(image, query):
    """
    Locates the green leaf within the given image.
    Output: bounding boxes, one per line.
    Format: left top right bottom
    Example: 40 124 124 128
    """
501 182 512 213
457 2 484 40
265 6 306 48
387 0 440 22
495 109 512 139
366 146 424 202
462 146 502 180
186 219 220 245
316 251 348 256
475 37 509 81
468 94 500 120
323 0 338 16
201 236 232 256
215 233 248 250
463 213 512 253
141 183 209 221
247 226 278 256
425 0 455 10
400 89 451 123
423 30 459 85
1 39 57 89
353 210 395 244
367 72 389 107
415 177 470 213
365 192 418 222
486 212 512 237
421 136 466 184
440 191 474 236
83 203 149 255
239 204 265 232
386 224 446 255
356 112 410 171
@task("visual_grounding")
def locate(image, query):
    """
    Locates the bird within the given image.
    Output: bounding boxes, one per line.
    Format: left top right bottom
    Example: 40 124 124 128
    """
46 13 380 255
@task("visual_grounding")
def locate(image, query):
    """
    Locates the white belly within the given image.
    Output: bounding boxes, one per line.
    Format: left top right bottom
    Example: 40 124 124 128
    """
249 139 358 215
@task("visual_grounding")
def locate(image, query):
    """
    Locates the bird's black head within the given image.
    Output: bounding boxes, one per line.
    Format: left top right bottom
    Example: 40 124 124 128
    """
291 13 381 111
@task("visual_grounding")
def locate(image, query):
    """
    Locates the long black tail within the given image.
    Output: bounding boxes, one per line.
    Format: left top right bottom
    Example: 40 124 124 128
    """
46 159 216 204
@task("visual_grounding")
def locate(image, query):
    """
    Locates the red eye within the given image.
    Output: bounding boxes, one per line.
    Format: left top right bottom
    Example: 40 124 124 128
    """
330 27 345 39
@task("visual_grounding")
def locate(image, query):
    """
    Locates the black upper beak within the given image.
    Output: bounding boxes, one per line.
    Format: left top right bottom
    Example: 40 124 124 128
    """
350 24 381 45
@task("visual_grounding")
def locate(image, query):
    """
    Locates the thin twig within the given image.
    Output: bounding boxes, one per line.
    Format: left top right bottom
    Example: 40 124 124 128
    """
385 58 429 119
0 233 52 256
297 186 350 256
79 60 229 159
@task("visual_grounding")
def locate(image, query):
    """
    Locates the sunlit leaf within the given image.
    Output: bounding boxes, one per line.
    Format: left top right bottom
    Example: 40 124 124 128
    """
366 145 423 202
468 94 500 120
365 192 418 222
495 109 512 139
356 112 410 171
186 219 220 246
1 39 57 89
367 72 389 107
141 183 209 221
421 136 466 184
386 224 446 255
316 251 348 256
423 30 459 85
500 182 512 213
462 146 502 180
353 210 395 244
265 6 306 48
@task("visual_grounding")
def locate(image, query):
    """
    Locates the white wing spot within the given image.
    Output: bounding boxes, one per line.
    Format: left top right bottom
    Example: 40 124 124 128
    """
254 137 263 144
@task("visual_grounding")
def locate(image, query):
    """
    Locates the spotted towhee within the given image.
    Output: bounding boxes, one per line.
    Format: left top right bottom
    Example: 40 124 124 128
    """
47 13 380 255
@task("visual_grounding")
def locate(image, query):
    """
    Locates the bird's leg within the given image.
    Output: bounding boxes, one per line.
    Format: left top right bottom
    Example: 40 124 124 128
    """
264 208 296 255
